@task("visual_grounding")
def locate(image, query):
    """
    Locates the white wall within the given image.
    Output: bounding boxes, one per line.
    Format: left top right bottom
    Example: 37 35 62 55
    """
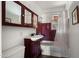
53 10 69 57
68 1 79 57
2 26 36 51
20 1 45 17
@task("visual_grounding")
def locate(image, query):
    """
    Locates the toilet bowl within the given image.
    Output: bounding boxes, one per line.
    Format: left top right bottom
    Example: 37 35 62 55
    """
40 40 54 56
40 40 62 57
2 45 25 58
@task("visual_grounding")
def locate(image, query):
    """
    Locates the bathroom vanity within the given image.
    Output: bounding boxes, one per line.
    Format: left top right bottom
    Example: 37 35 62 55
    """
24 35 43 58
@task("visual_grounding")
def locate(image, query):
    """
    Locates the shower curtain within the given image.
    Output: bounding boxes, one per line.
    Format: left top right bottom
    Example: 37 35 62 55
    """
53 10 69 57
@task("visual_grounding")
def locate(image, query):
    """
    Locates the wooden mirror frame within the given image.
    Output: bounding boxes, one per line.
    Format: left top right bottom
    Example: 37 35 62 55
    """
72 6 79 25
23 6 33 27
33 13 38 28
2 1 38 28
2 1 23 26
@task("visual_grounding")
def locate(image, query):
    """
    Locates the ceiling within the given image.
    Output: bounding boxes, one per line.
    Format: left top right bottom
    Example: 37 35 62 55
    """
31 1 67 13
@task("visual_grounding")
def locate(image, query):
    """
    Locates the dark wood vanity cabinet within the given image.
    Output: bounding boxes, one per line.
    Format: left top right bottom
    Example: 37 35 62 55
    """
24 38 41 58
24 39 32 57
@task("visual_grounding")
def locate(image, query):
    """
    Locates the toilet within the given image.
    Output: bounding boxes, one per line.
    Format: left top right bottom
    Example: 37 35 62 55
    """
2 45 25 58
40 40 54 56
40 40 62 57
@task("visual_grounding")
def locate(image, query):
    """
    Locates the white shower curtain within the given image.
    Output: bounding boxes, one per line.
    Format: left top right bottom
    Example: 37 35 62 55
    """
53 11 69 57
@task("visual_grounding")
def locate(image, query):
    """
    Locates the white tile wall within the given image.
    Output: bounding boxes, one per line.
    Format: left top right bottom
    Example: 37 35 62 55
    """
2 26 36 51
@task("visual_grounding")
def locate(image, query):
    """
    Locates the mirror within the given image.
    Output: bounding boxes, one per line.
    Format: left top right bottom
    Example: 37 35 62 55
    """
5 1 21 24
2 1 38 27
24 9 32 24
33 14 38 28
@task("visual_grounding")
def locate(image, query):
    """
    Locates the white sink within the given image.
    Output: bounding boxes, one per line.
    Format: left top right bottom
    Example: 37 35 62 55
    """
25 35 44 41
31 35 44 41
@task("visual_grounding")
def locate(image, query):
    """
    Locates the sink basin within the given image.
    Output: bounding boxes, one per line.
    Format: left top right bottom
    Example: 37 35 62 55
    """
31 35 44 41
25 35 44 41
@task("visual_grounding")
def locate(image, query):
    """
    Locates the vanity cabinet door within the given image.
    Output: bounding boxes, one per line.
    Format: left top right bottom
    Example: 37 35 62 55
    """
24 39 32 58
31 41 41 57
24 39 41 58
